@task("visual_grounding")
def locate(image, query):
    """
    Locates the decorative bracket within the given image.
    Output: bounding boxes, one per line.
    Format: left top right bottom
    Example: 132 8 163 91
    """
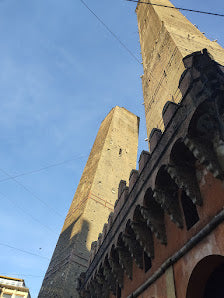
153 187 184 228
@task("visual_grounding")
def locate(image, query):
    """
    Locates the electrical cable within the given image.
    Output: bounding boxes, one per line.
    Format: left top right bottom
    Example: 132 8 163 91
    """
79 0 141 64
125 0 224 17
79 0 174 100
0 154 88 183
0 243 50 260
0 167 63 218
0 192 57 234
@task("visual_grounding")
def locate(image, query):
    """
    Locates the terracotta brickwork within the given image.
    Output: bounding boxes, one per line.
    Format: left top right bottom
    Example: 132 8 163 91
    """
136 0 224 137
38 106 139 297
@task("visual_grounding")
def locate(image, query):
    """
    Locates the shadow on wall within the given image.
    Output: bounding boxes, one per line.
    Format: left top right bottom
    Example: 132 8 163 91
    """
39 218 90 298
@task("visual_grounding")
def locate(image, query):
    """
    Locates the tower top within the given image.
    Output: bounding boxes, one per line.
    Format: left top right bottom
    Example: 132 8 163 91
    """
136 0 224 139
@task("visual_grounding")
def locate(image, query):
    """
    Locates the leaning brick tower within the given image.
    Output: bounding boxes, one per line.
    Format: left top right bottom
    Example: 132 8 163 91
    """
38 106 139 297
136 0 224 137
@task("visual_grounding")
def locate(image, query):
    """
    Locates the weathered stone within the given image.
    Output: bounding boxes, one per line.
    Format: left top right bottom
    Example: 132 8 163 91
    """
150 128 162 152
139 150 151 172
39 107 139 297
131 220 155 257
162 101 179 127
136 0 224 137
129 169 139 191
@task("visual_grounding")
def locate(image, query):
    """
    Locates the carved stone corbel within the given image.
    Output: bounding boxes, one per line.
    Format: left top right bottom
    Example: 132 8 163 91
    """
153 187 184 228
140 205 167 245
102 259 117 295
117 245 133 280
166 164 202 206
108 253 124 288
184 136 224 180
122 232 144 269
131 220 155 256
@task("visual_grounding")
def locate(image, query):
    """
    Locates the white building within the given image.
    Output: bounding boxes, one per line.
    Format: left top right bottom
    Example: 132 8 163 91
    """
0 275 31 298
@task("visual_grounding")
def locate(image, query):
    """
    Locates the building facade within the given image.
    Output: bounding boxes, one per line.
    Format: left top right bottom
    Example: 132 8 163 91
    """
78 48 224 298
0 276 31 298
39 107 139 297
77 1 224 297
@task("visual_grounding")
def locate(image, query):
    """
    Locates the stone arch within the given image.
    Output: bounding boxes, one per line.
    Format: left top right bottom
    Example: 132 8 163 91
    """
188 100 218 140
143 187 166 231
130 204 155 257
169 138 196 167
155 165 178 192
140 186 167 244
143 187 154 208
154 165 183 229
123 219 144 269
133 204 145 222
102 254 117 295
116 232 133 280
185 98 224 180
186 254 224 298
108 244 124 288
169 138 200 228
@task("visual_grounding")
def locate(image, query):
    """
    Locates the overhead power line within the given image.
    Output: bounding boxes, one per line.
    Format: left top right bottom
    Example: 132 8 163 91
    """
79 0 174 100
79 0 141 64
0 167 63 218
0 243 50 260
125 0 224 18
0 154 88 183
0 192 57 234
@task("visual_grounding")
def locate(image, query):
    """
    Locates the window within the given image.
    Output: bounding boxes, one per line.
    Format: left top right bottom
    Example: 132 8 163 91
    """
2 294 12 298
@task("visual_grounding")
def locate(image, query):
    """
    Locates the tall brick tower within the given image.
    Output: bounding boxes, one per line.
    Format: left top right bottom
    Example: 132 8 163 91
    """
38 106 139 297
136 0 224 137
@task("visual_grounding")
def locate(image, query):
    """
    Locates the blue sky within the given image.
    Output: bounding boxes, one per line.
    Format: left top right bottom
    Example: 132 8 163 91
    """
0 0 223 296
